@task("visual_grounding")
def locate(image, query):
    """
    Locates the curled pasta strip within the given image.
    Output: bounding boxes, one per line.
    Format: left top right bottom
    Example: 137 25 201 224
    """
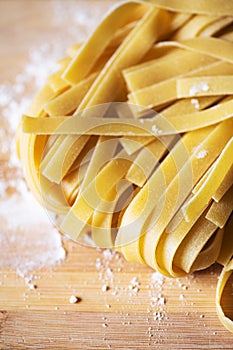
216 258 233 333
17 0 233 333
147 0 233 16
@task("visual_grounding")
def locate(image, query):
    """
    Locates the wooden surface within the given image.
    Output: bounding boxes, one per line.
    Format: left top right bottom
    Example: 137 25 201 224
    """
0 1 233 349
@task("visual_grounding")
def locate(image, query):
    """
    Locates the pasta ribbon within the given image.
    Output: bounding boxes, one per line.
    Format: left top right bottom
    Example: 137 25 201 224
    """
216 259 233 333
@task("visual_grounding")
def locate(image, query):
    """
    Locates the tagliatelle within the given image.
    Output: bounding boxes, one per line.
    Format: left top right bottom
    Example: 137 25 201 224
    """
125 137 171 187
44 73 98 116
206 185 233 228
213 165 233 202
182 136 233 222
177 76 233 97
128 60 233 108
17 0 233 333
171 14 220 41
157 37 233 63
147 0 233 16
216 258 233 333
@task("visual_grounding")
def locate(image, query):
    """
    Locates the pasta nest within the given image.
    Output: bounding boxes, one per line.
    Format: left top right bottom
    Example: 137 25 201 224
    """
17 0 233 332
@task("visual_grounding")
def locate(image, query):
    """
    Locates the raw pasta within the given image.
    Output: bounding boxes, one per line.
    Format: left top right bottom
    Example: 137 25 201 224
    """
17 0 233 333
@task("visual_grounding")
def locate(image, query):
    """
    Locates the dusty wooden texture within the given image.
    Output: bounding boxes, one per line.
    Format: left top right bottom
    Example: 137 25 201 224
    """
0 1 233 349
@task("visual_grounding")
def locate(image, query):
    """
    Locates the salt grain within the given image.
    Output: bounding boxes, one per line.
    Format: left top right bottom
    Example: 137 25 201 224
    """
130 277 139 286
192 146 208 159
102 284 110 292
151 271 164 285
103 249 113 260
201 83 210 92
95 258 102 270
69 295 79 304
179 294 185 301
196 149 208 159
189 82 210 96
106 268 113 278
129 276 140 294
191 98 200 109
153 311 164 321
152 124 162 134
158 297 166 305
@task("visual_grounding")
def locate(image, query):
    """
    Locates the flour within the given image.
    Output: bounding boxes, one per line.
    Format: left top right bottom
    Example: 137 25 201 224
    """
0 190 66 276
0 43 67 277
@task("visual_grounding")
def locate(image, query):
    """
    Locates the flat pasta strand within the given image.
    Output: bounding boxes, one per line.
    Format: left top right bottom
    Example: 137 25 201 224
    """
205 185 233 228
157 37 233 63
147 0 233 16
216 259 233 333
212 165 233 202
177 76 233 98
217 215 233 266
182 136 233 221
23 99 233 135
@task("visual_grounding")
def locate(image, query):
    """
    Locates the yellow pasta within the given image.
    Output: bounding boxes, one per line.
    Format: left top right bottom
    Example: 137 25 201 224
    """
199 17 233 37
17 0 233 334
125 137 171 186
213 165 233 202
23 99 233 135
177 76 233 97
206 185 233 228
217 215 233 266
157 37 233 63
124 50 205 91
44 73 98 116
128 60 233 108
47 69 71 94
119 135 154 154
171 14 220 40
216 258 233 333
182 136 233 222
147 0 233 16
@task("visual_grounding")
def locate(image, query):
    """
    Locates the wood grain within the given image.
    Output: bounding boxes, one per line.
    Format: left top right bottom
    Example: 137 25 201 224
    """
0 1 232 349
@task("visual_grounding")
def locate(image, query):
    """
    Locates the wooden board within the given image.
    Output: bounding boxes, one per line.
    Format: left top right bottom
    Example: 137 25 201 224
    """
0 1 233 349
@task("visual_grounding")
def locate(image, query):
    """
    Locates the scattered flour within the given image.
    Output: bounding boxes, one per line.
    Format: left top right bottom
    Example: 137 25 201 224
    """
129 276 140 294
0 42 68 277
95 248 123 291
0 191 66 276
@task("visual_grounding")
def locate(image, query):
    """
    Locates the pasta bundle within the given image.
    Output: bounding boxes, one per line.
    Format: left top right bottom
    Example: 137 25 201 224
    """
17 0 233 332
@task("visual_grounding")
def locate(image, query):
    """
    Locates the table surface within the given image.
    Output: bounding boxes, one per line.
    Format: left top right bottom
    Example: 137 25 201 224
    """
0 1 233 349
